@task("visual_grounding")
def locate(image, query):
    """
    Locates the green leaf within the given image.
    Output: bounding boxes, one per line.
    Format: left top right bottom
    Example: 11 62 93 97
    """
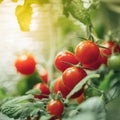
26 88 41 95
106 96 120 120
66 74 100 100
0 112 14 120
63 112 96 120
0 95 45 119
99 70 114 91
63 0 91 25
15 0 32 31
40 115 51 120
15 0 50 31
64 97 106 120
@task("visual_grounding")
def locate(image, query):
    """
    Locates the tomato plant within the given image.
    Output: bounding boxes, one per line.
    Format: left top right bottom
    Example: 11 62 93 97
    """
75 40 100 65
107 54 120 71
47 99 64 117
54 51 79 72
14 54 36 75
33 83 50 99
62 66 87 90
1 1 120 120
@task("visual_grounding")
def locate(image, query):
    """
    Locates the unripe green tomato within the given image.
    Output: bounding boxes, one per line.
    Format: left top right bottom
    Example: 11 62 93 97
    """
107 54 120 71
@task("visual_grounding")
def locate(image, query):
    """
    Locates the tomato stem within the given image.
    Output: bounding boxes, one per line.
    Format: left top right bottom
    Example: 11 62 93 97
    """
98 45 109 49
87 83 104 95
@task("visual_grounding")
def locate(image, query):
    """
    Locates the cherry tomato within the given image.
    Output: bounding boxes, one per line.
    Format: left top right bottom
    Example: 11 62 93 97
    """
70 86 84 99
54 76 84 99
33 83 50 99
76 93 84 104
100 53 108 65
101 41 120 56
15 54 36 75
107 54 120 71
75 40 100 64
47 99 64 117
82 55 102 70
54 77 70 98
62 66 87 90
54 51 79 72
39 67 48 84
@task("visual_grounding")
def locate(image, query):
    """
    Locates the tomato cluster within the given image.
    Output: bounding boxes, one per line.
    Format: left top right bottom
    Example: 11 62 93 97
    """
54 40 103 100
14 53 64 119
54 51 86 99
13 40 120 120
54 40 120 101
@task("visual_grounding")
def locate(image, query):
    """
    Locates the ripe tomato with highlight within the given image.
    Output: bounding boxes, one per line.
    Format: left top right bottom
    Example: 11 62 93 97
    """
15 54 36 75
75 40 100 64
47 100 64 117
62 66 87 90
54 51 79 72
82 55 102 70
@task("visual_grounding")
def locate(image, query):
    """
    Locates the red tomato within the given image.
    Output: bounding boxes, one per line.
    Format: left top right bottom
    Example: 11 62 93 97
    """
100 54 108 65
54 51 79 72
54 76 84 99
39 67 48 84
62 67 87 90
15 54 36 75
47 99 64 117
100 41 120 65
70 86 84 99
76 93 84 104
101 41 120 56
33 83 50 99
75 40 100 64
54 77 70 98
82 55 102 70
